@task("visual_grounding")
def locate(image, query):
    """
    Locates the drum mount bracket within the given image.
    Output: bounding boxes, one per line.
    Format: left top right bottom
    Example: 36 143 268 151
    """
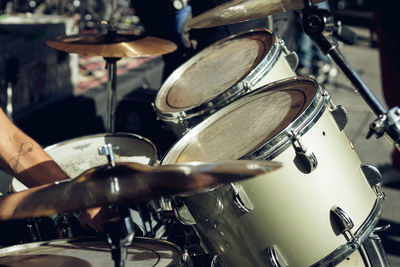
367 107 400 152
301 1 400 152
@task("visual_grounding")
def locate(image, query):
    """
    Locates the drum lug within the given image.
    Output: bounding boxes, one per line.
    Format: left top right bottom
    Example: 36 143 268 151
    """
266 245 288 267
328 101 348 131
177 112 191 135
330 206 357 244
231 183 254 213
290 131 318 174
361 165 383 196
174 204 197 225
280 39 299 71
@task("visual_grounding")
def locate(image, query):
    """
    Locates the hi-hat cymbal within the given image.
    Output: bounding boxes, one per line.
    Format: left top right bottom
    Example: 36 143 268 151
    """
46 30 178 58
0 160 281 220
187 0 325 29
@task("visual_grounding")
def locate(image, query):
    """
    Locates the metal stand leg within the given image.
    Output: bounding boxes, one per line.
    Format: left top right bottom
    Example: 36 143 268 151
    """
300 1 400 151
105 57 121 133
359 232 390 267
105 205 135 267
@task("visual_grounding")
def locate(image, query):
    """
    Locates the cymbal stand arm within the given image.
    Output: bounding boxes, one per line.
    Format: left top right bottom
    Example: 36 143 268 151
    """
105 57 120 133
301 5 400 151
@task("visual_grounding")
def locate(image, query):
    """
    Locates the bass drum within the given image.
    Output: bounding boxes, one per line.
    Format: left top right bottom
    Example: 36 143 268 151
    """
154 28 297 136
0 237 184 266
11 132 158 191
162 77 384 266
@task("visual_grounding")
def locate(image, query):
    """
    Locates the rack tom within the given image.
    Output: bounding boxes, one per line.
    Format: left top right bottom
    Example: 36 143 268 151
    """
154 29 297 136
162 77 383 266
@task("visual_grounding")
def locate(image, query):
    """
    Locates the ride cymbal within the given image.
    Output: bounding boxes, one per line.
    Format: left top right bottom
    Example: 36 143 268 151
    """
187 0 325 29
0 160 281 220
46 30 178 57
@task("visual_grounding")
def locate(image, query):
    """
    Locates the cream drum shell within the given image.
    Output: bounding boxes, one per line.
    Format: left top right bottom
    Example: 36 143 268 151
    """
162 77 380 266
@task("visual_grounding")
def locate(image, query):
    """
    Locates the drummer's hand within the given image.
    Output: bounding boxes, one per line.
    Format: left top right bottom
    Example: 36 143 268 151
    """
79 206 117 232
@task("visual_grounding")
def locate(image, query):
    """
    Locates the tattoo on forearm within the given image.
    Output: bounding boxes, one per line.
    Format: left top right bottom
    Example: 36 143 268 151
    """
8 142 34 172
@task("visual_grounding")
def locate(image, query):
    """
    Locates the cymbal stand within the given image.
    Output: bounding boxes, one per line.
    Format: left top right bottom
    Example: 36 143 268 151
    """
99 143 135 267
105 205 135 267
104 55 121 133
301 1 400 151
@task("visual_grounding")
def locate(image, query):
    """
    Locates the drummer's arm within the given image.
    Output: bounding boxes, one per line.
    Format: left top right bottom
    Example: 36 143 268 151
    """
0 108 68 187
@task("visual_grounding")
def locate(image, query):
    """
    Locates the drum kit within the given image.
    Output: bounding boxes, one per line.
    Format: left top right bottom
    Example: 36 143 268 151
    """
1 0 400 266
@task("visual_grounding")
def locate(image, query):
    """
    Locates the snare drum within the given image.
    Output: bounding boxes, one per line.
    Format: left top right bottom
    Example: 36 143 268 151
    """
0 237 183 266
6 133 159 245
162 77 384 266
154 28 297 136
11 132 157 192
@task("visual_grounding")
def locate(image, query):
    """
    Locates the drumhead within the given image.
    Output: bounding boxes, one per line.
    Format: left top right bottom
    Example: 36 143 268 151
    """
162 77 322 164
11 133 157 192
43 133 157 178
0 237 182 267
155 29 274 118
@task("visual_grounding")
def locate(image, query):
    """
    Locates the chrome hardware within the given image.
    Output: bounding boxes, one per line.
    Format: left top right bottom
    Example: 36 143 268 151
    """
231 183 254 213
182 249 190 263
98 143 115 167
174 204 197 225
361 164 382 190
328 101 348 131
211 255 224 267
157 197 173 211
242 81 252 92
266 245 288 267
313 195 384 266
290 131 318 173
177 111 186 122
373 224 391 234
330 206 356 242
280 39 299 71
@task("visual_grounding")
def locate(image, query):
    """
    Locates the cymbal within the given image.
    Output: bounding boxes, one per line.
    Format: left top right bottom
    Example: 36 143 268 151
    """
186 0 325 29
46 31 178 58
0 160 281 220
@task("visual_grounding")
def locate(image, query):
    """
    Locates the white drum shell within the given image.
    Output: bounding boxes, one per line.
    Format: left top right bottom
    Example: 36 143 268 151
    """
162 79 380 266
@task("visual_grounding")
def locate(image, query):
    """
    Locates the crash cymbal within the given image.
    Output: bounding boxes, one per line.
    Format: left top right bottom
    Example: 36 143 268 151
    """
46 30 177 57
0 160 281 220
187 0 325 29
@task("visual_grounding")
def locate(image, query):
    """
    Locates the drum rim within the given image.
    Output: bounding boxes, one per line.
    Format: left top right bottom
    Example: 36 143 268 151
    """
0 236 183 263
44 132 158 166
312 194 384 266
10 132 158 193
161 76 326 164
154 28 282 122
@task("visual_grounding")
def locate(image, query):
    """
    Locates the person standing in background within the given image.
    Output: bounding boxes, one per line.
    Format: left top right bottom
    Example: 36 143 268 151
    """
130 0 296 80
374 4 400 174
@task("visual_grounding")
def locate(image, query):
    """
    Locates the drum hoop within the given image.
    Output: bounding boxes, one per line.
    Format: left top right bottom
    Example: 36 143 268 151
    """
154 28 282 122
0 236 183 263
161 76 325 164
44 132 158 166
242 76 328 161
311 193 384 266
